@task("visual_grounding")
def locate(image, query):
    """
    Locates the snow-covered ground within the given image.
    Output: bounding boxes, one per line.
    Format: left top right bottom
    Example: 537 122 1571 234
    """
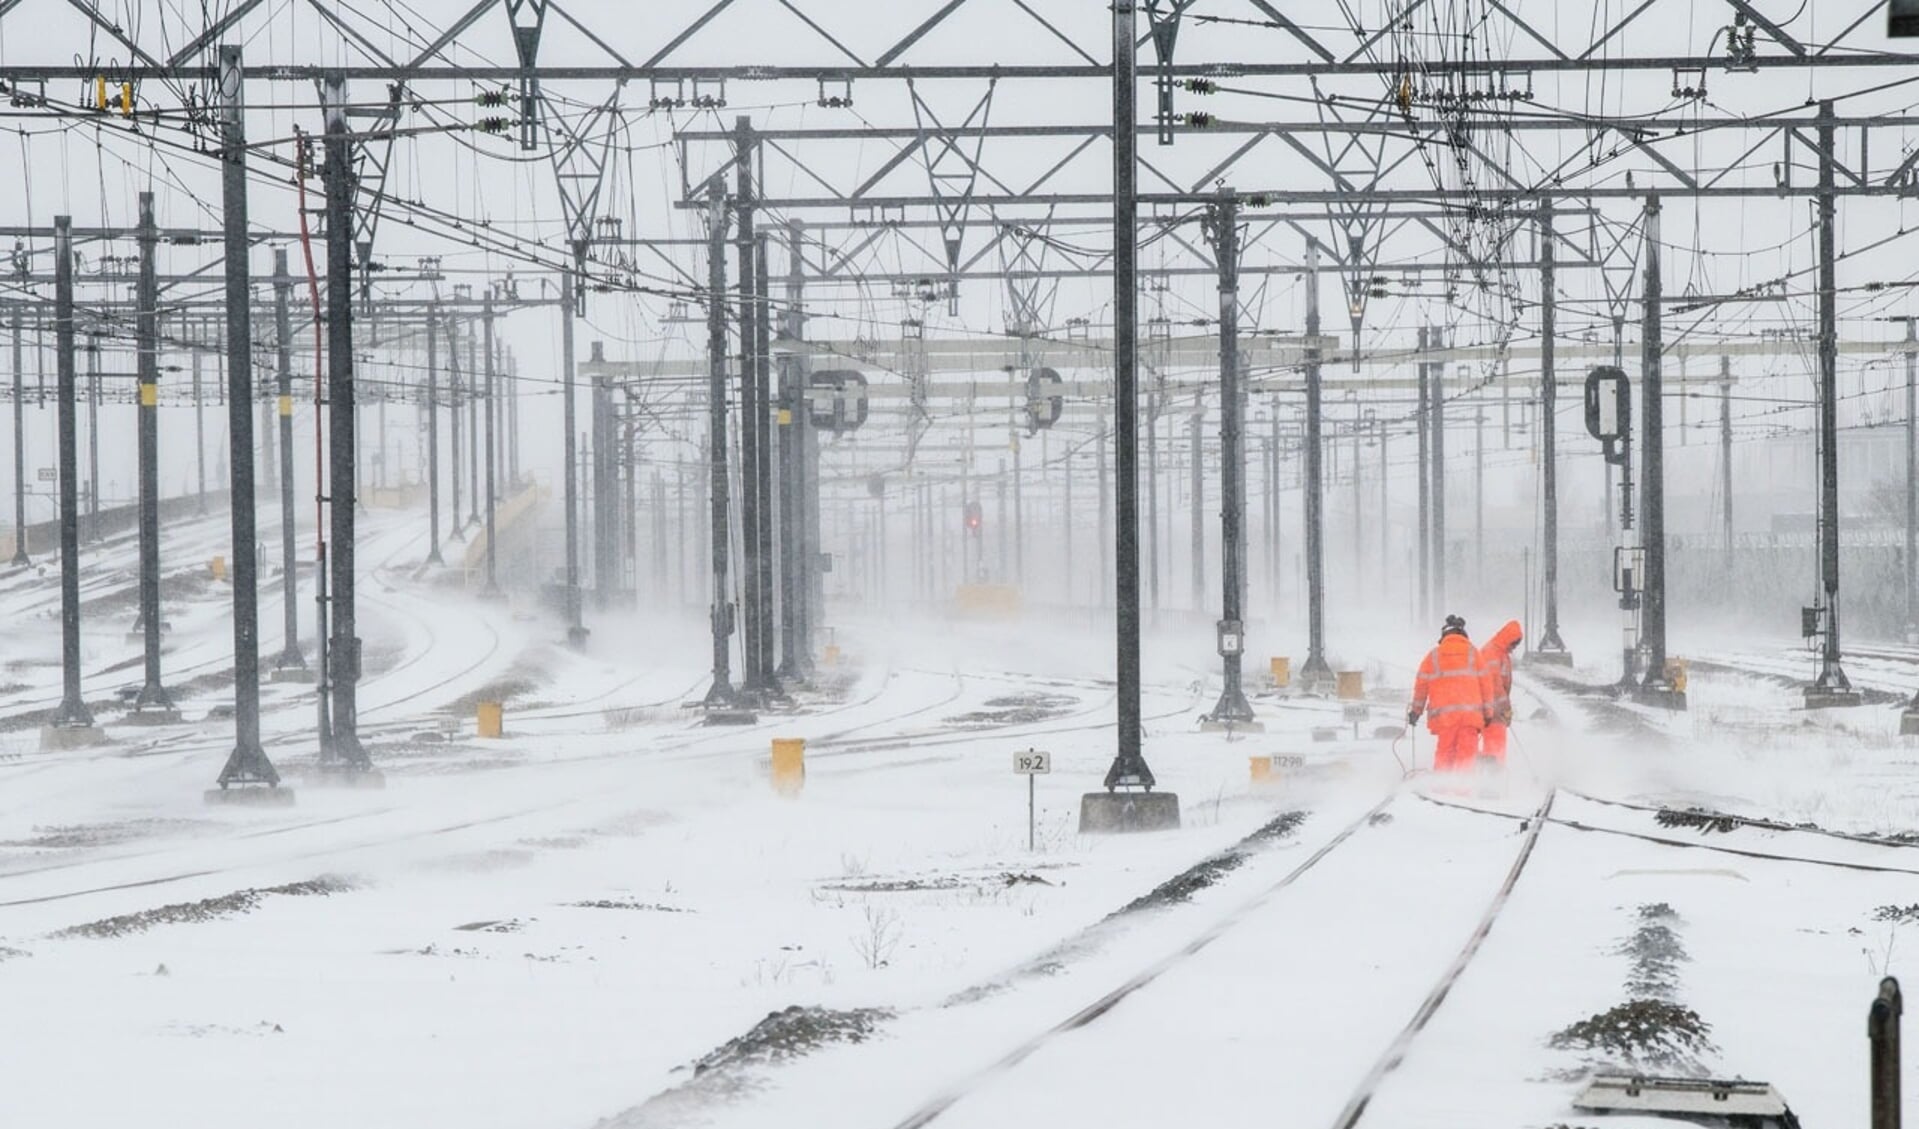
2 510 1917 1128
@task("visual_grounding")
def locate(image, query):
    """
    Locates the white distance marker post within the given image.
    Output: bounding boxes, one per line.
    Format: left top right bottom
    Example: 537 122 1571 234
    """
1013 748 1051 850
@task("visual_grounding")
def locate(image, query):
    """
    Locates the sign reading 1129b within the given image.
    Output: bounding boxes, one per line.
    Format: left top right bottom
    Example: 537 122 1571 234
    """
1895 0 1919 36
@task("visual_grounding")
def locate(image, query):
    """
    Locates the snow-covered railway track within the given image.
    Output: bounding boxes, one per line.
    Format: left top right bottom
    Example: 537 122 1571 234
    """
1329 790 1555 1129
882 792 1402 1129
804 783 1553 1129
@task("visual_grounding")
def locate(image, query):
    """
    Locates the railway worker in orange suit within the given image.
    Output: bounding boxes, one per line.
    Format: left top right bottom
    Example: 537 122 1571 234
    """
1478 619 1523 765
1405 615 1496 773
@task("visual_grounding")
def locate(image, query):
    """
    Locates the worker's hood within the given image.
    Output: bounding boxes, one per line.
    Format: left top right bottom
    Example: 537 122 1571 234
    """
1488 619 1523 654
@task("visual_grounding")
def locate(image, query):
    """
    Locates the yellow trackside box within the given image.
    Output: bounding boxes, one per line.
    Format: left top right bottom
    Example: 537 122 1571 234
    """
771 737 805 796
1336 671 1365 700
1270 657 1291 688
476 701 504 738
209 555 226 581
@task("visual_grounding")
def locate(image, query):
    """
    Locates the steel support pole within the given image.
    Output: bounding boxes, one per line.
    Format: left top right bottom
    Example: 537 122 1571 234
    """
1432 350 1448 616
1639 193 1675 702
271 250 304 671
52 216 90 728
591 368 614 605
1145 389 1159 611
482 294 499 596
1537 200 1568 657
753 233 778 688
213 46 275 786
1810 101 1854 704
84 333 98 541
560 267 585 643
1206 187 1252 723
261 370 276 492
1301 239 1332 685
703 185 738 707
466 324 479 527
1101 0 1154 793
9 302 27 566
133 193 172 714
425 303 443 566
508 341 520 489
448 320 465 542
1268 412 1280 604
1416 327 1431 622
1188 412 1203 610
1908 322 1916 635
321 73 368 770
1721 357 1735 561
790 220 817 665
734 118 765 698
777 221 806 679
1351 424 1362 587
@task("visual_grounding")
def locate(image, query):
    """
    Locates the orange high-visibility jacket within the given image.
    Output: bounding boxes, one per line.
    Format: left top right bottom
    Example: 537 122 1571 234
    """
1480 620 1524 717
1411 632 1493 732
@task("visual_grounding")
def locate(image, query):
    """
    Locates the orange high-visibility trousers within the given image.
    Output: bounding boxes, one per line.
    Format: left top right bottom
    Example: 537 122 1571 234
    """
1480 723 1508 762
1433 725 1479 772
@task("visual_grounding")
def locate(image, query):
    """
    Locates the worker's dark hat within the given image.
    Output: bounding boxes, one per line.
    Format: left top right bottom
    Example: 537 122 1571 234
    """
1439 614 1467 639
